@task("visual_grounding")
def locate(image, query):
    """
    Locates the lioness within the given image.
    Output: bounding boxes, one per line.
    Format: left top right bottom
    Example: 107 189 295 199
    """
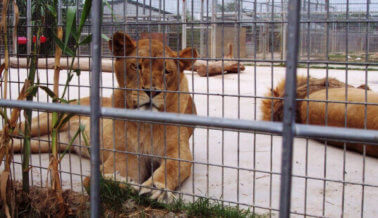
7 32 198 202
261 76 378 157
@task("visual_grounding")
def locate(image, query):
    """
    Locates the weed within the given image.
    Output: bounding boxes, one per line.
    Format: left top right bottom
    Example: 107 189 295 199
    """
92 177 266 217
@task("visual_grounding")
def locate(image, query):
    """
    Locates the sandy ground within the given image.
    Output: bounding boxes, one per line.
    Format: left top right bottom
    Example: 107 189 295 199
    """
1 65 378 217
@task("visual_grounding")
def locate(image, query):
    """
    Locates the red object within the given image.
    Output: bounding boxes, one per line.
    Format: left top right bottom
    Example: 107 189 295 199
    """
40 35 46 43
17 36 27 45
18 36 47 44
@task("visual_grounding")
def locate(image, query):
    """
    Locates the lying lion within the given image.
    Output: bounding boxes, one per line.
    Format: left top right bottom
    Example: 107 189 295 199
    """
193 43 245 77
261 76 378 157
7 32 198 202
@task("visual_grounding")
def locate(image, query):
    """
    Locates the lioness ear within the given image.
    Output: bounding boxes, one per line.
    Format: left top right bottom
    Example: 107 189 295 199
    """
178 48 198 70
271 88 279 97
109 32 135 56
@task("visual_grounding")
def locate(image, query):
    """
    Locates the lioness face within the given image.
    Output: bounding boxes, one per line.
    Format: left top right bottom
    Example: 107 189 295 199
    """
109 32 197 111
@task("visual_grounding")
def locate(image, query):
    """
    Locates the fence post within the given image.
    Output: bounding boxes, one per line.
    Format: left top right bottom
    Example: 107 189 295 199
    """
26 0 31 55
90 0 102 217
279 0 301 218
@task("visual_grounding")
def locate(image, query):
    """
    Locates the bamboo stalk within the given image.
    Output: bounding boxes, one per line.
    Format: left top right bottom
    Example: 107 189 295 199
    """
53 27 63 95
0 0 12 216
50 25 66 216
22 28 41 192
12 0 18 54
0 0 23 214
1 0 10 100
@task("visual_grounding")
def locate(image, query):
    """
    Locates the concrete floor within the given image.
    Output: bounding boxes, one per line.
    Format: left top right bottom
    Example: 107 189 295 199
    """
2 66 378 217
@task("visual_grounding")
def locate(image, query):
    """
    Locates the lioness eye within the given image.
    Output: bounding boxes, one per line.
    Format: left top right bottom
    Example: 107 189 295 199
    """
164 69 171 74
130 63 137 71
130 63 142 71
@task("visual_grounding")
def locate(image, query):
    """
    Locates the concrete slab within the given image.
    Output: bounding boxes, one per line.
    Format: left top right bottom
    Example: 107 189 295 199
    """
1 66 378 217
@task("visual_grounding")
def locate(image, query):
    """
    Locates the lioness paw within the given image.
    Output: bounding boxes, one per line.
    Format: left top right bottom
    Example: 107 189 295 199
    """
103 172 138 189
139 179 176 203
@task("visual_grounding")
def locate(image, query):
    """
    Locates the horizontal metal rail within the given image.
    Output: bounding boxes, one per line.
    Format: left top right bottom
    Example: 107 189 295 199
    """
1 99 377 144
11 54 378 66
13 19 378 29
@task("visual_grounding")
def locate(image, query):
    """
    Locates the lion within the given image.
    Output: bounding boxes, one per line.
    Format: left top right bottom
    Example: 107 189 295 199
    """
193 43 246 77
6 32 198 202
261 76 352 122
261 76 378 157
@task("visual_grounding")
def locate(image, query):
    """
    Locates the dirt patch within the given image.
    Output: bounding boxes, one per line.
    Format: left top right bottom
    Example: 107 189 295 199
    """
0 181 186 218
1 181 89 217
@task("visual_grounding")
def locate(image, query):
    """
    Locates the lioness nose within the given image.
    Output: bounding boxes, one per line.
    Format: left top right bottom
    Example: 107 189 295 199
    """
144 89 161 98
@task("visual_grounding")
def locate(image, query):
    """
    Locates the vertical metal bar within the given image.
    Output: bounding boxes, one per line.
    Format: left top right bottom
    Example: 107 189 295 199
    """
26 0 31 55
221 0 225 206
252 0 257 214
211 0 217 58
322 1 330 216
58 0 62 26
90 0 102 217
304 0 311 216
361 1 371 217
236 0 241 209
182 0 187 50
206 0 210 197
342 1 350 216
200 0 204 57
269 0 274 215
12 0 17 54
279 0 301 217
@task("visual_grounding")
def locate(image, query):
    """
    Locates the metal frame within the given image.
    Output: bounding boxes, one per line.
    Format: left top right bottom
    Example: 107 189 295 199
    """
0 99 377 145
1 0 378 217
90 0 102 217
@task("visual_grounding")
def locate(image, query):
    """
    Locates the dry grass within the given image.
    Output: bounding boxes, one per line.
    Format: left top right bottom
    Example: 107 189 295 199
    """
0 178 266 218
0 181 88 217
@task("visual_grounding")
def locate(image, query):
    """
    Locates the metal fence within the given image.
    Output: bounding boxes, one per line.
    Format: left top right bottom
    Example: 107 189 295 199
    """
1 0 378 217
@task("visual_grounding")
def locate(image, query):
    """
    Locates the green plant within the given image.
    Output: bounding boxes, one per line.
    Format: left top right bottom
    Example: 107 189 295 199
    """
0 0 31 216
93 177 263 217
22 0 93 215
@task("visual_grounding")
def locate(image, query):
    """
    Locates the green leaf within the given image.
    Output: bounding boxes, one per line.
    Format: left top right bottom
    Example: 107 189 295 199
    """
54 113 65 127
59 126 82 162
79 34 92 45
40 6 45 17
59 99 69 104
55 113 75 129
67 73 74 83
46 5 57 18
103 0 117 22
79 124 86 132
64 7 77 51
0 109 9 125
101 34 110 41
63 48 75 57
78 0 92 33
57 98 76 104
67 99 77 104
26 85 39 97
53 34 75 56
38 86 58 101
74 69 81 76
82 130 90 152
71 16 79 42
53 34 65 50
